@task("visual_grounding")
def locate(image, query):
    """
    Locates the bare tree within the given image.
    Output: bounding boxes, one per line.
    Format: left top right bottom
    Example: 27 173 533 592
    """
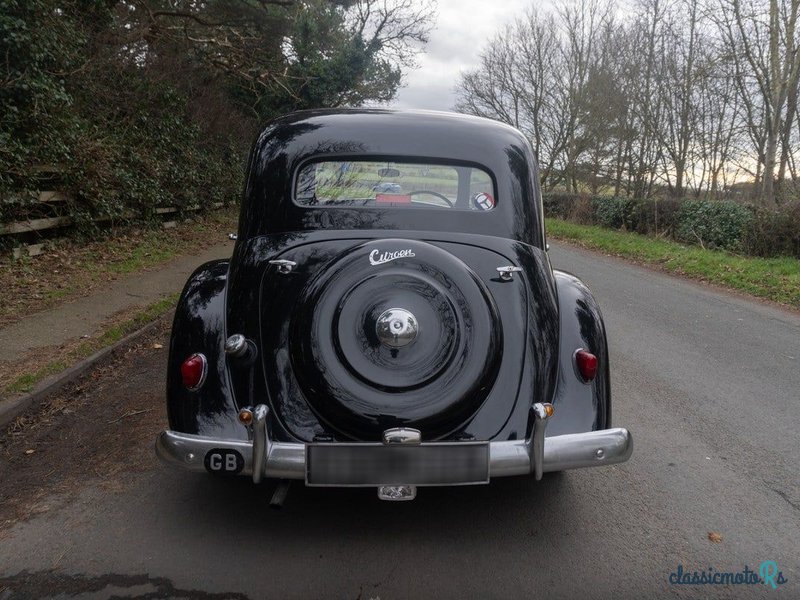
455 0 798 204
717 0 800 204
693 39 741 197
651 0 703 196
348 0 437 69
778 62 800 185
514 10 561 184
624 1 667 198
454 29 525 129
554 0 614 192
454 9 564 188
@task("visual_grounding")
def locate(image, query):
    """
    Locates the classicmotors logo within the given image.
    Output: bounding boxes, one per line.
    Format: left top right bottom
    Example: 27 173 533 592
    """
669 562 788 589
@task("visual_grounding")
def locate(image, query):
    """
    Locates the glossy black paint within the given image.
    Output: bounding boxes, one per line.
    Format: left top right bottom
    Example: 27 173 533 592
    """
165 109 610 447
290 238 504 439
547 270 612 435
167 259 245 440
237 109 546 248
216 229 559 443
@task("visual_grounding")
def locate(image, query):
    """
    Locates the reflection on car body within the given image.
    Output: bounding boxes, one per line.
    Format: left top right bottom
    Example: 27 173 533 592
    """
372 181 402 194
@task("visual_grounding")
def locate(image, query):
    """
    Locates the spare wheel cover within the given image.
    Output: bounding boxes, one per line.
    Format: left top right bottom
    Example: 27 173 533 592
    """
290 239 503 439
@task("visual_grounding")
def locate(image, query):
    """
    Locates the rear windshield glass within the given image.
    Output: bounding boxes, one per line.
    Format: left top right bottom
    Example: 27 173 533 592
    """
294 160 496 211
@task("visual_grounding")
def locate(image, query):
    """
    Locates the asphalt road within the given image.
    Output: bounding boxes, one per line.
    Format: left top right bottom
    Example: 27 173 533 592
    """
1 242 798 599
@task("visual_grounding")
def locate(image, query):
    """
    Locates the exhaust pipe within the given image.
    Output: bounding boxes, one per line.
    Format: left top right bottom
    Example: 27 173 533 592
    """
270 480 291 509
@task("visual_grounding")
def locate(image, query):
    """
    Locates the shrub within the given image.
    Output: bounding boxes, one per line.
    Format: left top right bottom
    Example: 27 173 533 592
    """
1 0 247 238
569 195 594 224
591 196 623 228
591 196 644 231
653 198 682 237
675 200 753 252
624 197 682 236
745 203 800 258
542 193 576 219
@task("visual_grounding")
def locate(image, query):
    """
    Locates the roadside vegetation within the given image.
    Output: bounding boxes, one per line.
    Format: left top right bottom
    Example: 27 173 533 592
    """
544 193 800 259
0 205 225 398
1 0 434 241
0 208 237 327
547 219 800 309
3 293 178 396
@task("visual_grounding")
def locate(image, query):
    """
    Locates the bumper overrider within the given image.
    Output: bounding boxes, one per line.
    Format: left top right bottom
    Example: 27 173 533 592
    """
156 403 632 495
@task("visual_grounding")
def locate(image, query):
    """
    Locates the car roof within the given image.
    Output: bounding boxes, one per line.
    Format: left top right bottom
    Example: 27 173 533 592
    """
238 109 544 247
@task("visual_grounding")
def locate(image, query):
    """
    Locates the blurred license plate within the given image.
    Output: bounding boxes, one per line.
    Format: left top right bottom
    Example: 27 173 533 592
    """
306 443 490 486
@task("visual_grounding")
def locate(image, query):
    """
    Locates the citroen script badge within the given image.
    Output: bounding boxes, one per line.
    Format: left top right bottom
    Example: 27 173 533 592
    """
369 248 415 266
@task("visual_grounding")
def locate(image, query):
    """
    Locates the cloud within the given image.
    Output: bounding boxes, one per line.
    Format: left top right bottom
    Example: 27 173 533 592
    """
391 0 534 111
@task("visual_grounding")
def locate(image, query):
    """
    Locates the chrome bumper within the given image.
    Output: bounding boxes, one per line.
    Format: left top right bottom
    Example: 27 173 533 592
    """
155 404 632 484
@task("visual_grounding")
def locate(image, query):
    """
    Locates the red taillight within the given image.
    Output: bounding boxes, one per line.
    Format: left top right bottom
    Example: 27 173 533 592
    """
181 353 207 390
574 349 598 382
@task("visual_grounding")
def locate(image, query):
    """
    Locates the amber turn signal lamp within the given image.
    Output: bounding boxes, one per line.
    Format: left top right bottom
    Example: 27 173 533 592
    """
543 403 554 418
181 353 207 390
238 409 253 426
574 349 598 382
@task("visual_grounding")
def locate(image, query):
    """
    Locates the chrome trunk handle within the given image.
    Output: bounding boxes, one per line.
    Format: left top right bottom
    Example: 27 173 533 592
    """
496 266 523 281
269 259 297 274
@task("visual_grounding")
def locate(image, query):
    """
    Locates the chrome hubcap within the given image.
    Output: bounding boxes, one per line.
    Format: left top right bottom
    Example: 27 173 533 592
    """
376 308 418 348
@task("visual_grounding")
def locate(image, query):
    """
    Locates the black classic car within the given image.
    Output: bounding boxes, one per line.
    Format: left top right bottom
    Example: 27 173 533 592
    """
156 109 633 502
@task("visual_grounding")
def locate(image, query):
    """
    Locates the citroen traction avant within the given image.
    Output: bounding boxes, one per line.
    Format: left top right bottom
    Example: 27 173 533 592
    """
156 109 633 502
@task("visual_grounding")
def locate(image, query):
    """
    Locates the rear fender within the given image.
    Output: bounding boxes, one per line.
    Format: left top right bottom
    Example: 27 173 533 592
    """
548 270 611 435
166 259 244 440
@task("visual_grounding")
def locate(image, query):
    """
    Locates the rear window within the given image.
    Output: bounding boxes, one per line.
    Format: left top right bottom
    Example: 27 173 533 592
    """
295 160 496 211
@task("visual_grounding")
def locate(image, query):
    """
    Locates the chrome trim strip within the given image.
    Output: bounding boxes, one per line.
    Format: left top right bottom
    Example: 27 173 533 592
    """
488 441 530 477
264 443 306 479
155 431 254 474
530 403 549 480
251 404 269 484
541 428 633 472
268 259 296 274
156 426 632 482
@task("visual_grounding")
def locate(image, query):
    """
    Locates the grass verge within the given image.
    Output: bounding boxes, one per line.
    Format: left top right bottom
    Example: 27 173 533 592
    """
1 206 237 327
546 218 800 309
4 293 178 395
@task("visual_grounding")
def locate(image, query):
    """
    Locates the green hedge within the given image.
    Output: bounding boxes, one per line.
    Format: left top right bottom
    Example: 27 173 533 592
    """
675 200 753 251
0 0 245 237
592 196 639 230
543 193 800 258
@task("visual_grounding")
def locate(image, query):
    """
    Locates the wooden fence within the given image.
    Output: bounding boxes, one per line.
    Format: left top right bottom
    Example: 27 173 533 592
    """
1 190 224 258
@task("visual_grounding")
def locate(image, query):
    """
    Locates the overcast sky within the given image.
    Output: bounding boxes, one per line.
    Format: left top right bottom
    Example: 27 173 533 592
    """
390 0 533 111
